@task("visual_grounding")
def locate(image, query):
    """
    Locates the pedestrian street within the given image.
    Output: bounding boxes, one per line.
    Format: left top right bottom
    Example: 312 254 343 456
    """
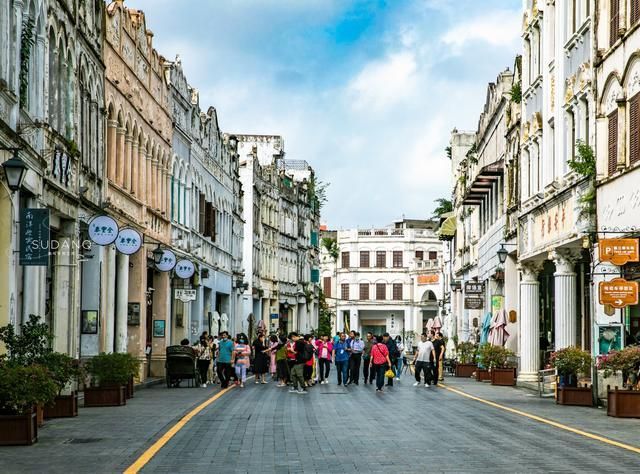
1 376 638 474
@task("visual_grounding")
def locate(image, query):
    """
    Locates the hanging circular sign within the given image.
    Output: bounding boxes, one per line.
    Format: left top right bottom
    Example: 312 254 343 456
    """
115 228 143 255
155 249 177 272
88 215 119 246
175 259 195 279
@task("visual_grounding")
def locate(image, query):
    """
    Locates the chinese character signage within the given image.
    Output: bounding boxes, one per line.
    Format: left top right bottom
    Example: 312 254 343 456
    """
464 296 484 310
115 228 142 255
20 208 50 266
599 238 639 266
88 215 119 246
175 259 195 279
417 274 439 285
155 249 177 272
52 148 71 187
598 278 638 309
464 282 485 294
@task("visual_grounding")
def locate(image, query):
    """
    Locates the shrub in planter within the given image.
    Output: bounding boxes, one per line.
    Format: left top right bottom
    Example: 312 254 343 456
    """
550 346 592 387
84 353 140 407
455 342 477 377
477 344 516 386
43 352 83 418
598 346 640 417
0 363 58 445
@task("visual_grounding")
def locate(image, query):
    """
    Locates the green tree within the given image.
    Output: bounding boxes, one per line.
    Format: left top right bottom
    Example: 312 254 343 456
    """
321 237 339 261
317 291 333 337
432 198 453 218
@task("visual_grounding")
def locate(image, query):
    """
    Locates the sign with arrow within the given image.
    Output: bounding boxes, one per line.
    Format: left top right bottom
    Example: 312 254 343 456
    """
598 278 638 309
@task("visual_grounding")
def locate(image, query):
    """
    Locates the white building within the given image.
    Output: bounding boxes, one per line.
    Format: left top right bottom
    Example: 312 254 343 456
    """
323 219 443 346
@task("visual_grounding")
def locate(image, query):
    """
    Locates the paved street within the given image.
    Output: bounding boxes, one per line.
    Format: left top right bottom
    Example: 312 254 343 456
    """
1 376 638 473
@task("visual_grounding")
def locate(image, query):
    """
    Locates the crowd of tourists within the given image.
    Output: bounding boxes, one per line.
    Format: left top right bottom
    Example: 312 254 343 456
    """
184 329 447 394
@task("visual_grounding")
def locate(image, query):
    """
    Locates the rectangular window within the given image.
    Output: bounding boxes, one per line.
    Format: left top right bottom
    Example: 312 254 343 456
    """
341 251 350 268
375 251 386 268
630 93 640 165
608 110 618 175
429 251 438 261
359 283 369 300
375 283 386 301
341 283 349 300
204 201 212 237
610 0 620 47
392 251 403 268
415 250 424 260
323 277 332 297
360 251 370 268
632 0 640 26
198 193 206 234
392 283 403 301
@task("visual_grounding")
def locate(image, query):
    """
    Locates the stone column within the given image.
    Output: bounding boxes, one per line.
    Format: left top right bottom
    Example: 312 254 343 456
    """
552 250 578 350
116 127 125 187
106 120 117 180
616 98 626 170
124 134 133 191
104 245 116 353
131 139 139 196
519 262 542 382
115 253 129 353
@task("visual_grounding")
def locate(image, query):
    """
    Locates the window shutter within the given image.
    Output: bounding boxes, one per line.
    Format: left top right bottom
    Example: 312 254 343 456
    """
632 0 640 26
341 283 349 300
376 283 386 300
323 277 332 297
211 207 217 242
359 283 369 300
608 110 618 176
630 94 640 165
199 193 206 234
204 201 212 237
610 0 620 47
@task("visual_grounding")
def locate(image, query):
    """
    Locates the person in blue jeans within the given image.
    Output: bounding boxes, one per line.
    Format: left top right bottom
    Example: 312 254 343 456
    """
332 333 349 385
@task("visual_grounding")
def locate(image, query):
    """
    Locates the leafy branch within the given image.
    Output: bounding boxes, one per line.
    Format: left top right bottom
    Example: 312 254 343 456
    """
509 81 522 104
432 198 452 218
568 140 596 179
19 16 35 109
320 237 339 261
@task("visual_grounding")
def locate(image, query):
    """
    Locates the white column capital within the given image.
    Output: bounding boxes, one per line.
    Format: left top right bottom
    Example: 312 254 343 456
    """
518 261 543 282
550 249 580 275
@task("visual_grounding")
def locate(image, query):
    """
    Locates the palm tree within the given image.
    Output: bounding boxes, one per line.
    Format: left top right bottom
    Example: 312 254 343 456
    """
432 198 453 218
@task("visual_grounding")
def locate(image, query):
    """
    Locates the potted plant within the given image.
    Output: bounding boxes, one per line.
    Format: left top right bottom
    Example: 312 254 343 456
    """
550 346 593 407
474 343 491 382
478 344 516 386
0 363 57 445
455 342 477 377
598 346 640 418
84 353 140 407
43 352 83 418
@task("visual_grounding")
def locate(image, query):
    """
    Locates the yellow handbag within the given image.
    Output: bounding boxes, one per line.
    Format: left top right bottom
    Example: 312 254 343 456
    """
384 368 395 378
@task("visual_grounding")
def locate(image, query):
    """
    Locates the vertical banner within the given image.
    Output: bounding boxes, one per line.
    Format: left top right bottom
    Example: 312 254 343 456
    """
20 208 50 266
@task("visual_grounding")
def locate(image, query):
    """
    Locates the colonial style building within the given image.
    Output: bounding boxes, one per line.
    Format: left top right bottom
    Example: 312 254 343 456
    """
323 219 442 345
237 135 320 335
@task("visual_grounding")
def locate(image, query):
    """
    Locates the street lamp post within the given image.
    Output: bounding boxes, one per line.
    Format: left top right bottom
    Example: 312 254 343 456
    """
1 148 27 192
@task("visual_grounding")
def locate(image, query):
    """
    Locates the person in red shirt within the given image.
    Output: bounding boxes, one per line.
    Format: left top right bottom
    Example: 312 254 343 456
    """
371 336 392 393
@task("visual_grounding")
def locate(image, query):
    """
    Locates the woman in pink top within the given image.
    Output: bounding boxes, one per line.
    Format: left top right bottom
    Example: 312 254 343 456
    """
315 335 333 384
371 339 392 392
233 334 251 388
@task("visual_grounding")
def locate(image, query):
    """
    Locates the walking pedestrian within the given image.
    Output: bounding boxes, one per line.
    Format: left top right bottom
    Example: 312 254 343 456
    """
289 333 307 394
207 335 217 384
394 336 405 380
268 335 279 380
252 333 270 384
430 330 444 385
303 334 315 387
286 333 297 384
316 335 332 384
383 333 399 387
371 336 392 393
192 336 211 388
435 331 446 382
275 336 290 387
233 334 251 388
347 332 364 385
413 333 435 387
216 331 234 388
332 333 349 386
362 332 374 385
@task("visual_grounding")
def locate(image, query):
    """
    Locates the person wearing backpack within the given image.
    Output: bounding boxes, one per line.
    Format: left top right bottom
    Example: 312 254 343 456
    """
382 333 399 387
289 333 307 394
332 332 349 386
302 334 315 386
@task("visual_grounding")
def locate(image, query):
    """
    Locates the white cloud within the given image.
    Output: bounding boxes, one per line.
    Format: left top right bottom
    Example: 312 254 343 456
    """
441 9 521 50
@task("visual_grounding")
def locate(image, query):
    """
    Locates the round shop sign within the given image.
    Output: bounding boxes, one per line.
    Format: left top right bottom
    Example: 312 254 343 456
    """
155 249 177 272
175 259 195 279
115 228 143 255
88 215 119 246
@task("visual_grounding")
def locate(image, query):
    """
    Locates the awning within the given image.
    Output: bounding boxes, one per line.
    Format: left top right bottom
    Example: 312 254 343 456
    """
462 160 504 206
438 215 456 240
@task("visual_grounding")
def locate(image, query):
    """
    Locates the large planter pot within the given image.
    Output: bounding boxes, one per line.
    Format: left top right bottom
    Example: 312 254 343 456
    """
558 374 577 388
557 386 593 407
607 387 640 418
44 392 79 418
0 409 38 446
36 404 45 427
126 376 134 399
84 386 126 407
476 368 491 382
490 368 516 386
455 363 477 378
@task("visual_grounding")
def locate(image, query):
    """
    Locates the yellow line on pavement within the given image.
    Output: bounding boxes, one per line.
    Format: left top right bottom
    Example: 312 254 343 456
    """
440 384 640 455
123 386 235 474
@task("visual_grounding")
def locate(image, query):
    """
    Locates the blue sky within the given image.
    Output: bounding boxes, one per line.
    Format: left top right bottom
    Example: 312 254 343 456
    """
131 0 522 228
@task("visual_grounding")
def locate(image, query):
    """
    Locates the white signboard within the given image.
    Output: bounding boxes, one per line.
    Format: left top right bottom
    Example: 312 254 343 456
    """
155 249 177 272
88 215 119 246
175 259 195 279
175 289 197 302
115 228 143 255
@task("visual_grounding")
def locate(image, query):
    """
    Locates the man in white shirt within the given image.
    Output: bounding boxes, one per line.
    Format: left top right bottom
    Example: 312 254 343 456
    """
413 333 436 387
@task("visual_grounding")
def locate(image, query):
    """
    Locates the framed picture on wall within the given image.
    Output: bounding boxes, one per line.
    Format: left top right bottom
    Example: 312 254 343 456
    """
598 325 623 355
81 310 98 334
153 319 166 338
